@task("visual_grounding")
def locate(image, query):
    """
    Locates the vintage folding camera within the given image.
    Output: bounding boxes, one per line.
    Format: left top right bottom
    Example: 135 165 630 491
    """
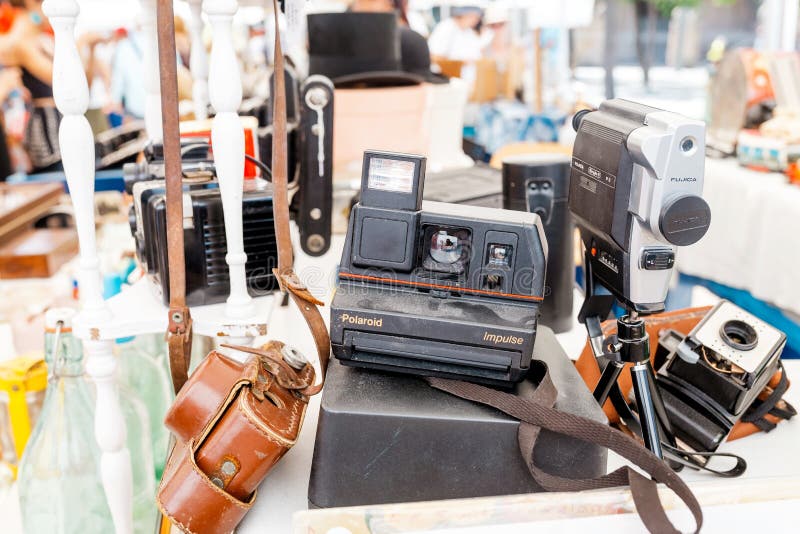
242 72 334 256
656 300 785 452
130 174 280 307
330 151 548 385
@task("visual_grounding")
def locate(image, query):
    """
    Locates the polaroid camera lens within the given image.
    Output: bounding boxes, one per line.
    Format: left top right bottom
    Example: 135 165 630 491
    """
430 230 462 264
720 320 758 351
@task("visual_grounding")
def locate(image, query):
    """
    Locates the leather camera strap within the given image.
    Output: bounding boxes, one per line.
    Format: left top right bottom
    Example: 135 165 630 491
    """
269 0 330 396
157 0 193 394
156 0 329 395
427 363 703 534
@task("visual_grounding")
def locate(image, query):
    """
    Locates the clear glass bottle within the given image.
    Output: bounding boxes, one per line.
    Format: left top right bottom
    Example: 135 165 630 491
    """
17 308 114 534
115 381 157 534
116 335 173 479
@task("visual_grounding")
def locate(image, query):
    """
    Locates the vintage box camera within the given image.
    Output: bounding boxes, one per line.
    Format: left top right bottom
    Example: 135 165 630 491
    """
330 151 548 385
130 176 279 307
128 74 335 306
657 300 785 452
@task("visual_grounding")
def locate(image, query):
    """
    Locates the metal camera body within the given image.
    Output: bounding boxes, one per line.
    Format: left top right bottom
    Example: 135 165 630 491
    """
129 176 280 307
330 151 548 385
657 300 785 452
570 99 711 313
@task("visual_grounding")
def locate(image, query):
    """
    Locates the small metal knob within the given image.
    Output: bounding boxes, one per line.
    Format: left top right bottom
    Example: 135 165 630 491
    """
281 345 308 370
306 234 325 253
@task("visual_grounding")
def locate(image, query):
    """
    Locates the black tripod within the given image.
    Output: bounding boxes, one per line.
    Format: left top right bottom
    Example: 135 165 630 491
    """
578 252 678 459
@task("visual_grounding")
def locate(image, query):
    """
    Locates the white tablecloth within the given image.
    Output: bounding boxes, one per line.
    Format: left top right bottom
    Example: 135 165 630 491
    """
678 157 800 316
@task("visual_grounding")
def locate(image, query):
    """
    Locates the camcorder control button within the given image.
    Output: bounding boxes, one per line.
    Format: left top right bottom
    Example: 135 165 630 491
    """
641 248 675 271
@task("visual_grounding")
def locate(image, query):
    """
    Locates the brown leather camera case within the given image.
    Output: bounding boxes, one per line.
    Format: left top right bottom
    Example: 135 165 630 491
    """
157 342 316 533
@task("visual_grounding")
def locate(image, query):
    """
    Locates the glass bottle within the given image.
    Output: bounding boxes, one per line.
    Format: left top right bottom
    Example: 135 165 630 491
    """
17 308 114 534
115 381 157 534
116 334 173 479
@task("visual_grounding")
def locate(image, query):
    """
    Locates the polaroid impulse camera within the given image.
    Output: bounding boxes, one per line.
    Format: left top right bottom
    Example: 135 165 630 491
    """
330 151 548 385
570 99 712 459
656 300 787 453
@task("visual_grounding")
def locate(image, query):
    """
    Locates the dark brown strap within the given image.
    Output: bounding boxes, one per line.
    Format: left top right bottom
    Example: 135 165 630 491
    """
156 0 193 394
270 0 330 395
742 363 796 429
427 362 703 534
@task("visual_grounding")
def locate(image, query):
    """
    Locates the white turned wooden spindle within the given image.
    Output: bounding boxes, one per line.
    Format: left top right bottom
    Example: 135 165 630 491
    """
188 0 209 120
85 339 133 534
42 2 134 533
205 0 254 320
140 0 163 141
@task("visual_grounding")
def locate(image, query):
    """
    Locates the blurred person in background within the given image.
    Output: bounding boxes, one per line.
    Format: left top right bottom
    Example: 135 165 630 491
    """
428 5 484 62
109 27 146 120
0 0 105 172
481 3 510 59
0 0 60 172
0 66 21 180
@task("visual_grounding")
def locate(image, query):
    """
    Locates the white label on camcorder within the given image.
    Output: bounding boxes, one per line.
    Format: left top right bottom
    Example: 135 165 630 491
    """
368 158 415 193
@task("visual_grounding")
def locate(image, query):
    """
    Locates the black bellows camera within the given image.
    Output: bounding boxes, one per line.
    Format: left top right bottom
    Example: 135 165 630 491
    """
330 151 548 385
128 75 334 306
657 300 786 452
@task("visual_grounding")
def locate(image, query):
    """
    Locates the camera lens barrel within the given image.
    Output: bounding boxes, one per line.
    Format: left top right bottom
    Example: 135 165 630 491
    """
659 195 711 246
720 319 759 351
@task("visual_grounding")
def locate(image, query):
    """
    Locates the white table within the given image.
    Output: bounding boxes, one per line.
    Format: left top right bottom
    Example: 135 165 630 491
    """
678 157 800 317
3 235 799 533
240 237 800 533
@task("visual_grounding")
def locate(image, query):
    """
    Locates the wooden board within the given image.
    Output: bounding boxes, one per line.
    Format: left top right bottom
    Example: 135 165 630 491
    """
0 182 65 241
0 228 78 279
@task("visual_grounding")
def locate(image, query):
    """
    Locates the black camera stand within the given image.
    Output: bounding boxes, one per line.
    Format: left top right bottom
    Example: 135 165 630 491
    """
578 254 679 460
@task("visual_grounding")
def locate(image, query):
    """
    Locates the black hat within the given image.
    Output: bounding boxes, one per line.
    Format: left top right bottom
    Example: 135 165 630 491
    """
308 12 424 88
400 27 448 84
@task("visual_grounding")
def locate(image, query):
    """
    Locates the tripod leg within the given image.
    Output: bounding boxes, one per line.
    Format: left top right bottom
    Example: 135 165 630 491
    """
594 359 625 405
644 361 678 447
631 362 664 458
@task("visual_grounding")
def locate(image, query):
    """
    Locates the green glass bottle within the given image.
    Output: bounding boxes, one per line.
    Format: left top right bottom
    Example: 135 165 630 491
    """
116 335 173 479
17 308 114 534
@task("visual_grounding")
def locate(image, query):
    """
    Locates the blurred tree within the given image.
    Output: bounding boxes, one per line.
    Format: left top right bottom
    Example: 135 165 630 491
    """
628 0 738 87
